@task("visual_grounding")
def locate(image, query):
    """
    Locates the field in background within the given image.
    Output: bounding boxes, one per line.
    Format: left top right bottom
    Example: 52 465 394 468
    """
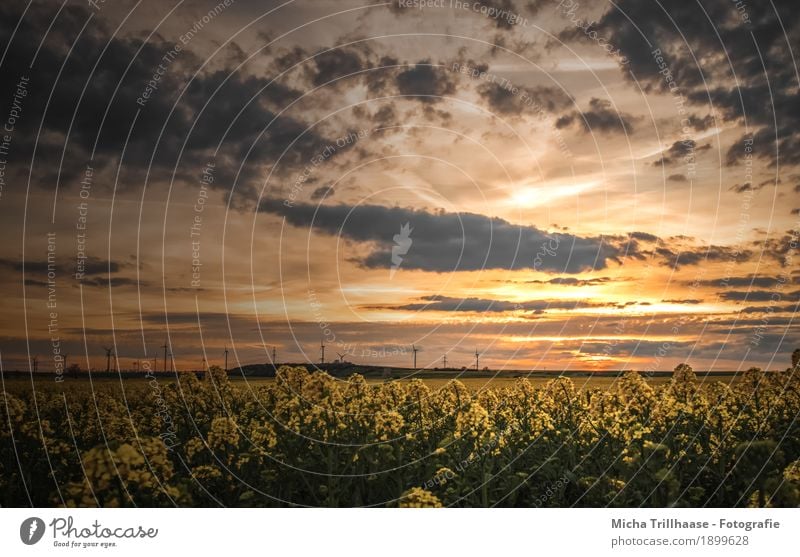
2 369 747 392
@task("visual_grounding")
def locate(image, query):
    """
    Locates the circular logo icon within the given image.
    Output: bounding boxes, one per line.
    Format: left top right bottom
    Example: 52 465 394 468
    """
20 517 45 545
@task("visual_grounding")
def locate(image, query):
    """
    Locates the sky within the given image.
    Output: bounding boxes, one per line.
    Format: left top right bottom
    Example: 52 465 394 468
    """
0 0 797 373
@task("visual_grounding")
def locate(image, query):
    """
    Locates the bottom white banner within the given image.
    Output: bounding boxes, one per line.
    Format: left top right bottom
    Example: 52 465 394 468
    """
0 508 795 556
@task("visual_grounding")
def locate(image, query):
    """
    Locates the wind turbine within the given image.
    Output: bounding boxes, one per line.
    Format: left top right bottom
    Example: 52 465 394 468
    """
103 347 114 373
412 344 418 369
161 340 169 373
336 352 346 363
320 339 326 364
475 348 480 371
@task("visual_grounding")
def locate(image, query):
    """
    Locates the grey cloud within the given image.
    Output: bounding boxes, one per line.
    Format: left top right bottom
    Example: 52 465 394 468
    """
586 0 800 165
686 114 715 131
395 61 456 103
259 200 624 273
372 294 640 313
555 98 637 135
80 277 143 288
652 245 751 268
719 289 800 302
477 81 572 115
310 185 333 201
762 231 800 266
262 199 756 272
0 2 334 205
522 276 614 286
629 231 659 243
739 304 799 314
653 139 710 167
380 294 592 313
310 48 368 87
0 256 124 277
729 182 753 193
694 275 797 289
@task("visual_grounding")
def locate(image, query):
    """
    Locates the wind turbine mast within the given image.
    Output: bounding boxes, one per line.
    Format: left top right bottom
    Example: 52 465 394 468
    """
161 340 168 373
475 348 480 371
104 347 114 373
320 339 325 364
412 344 418 369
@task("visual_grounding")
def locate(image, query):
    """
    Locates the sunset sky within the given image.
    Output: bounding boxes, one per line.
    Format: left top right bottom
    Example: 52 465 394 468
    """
0 0 797 373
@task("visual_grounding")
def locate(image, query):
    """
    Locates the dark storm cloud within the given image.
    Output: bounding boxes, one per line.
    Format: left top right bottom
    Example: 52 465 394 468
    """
0 2 333 204
585 0 800 165
262 199 760 272
259 200 624 273
667 173 687 182
555 98 638 134
395 61 456 103
0 2 174 182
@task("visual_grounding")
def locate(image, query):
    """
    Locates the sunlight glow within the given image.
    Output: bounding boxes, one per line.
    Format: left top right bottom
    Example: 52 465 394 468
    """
509 180 600 208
